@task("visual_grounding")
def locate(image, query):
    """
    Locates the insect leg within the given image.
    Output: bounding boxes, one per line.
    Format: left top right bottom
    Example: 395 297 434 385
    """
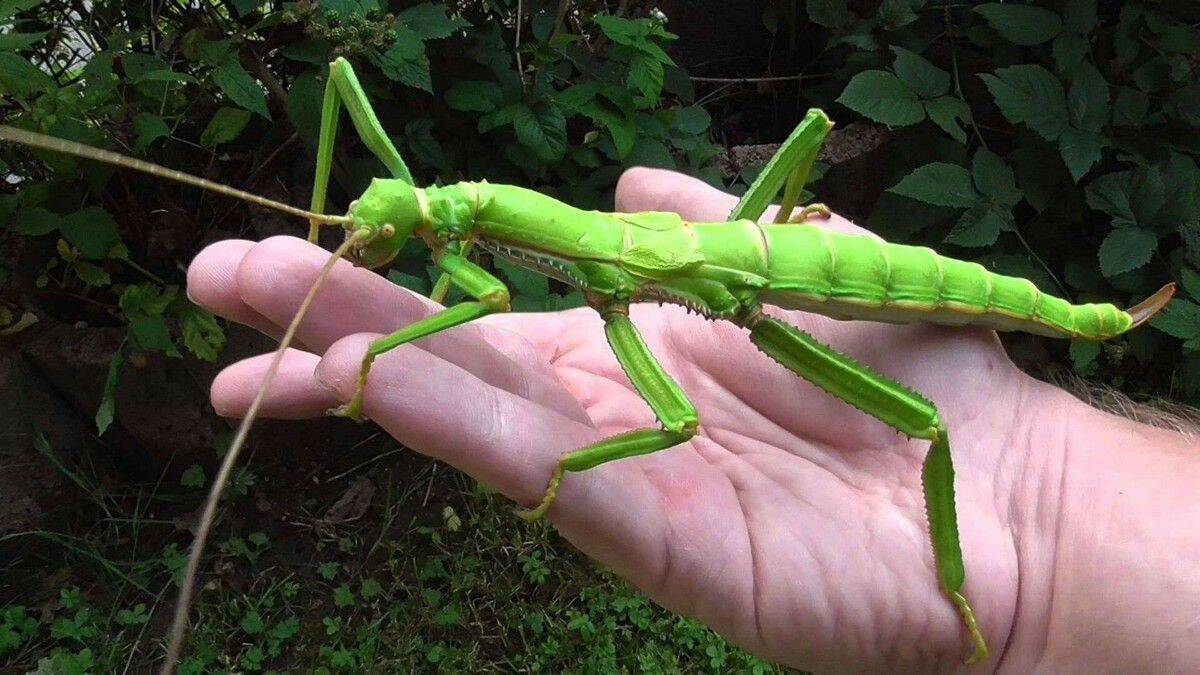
517 308 697 521
330 254 510 420
744 313 988 665
307 57 414 241
729 109 833 223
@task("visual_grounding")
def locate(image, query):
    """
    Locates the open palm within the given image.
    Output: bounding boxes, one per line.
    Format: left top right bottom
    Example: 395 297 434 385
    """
189 168 1030 671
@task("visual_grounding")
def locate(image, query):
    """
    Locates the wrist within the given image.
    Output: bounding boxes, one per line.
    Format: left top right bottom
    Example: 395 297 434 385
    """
1001 380 1200 671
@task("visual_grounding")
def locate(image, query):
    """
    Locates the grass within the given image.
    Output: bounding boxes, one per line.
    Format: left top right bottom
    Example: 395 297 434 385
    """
1 437 780 673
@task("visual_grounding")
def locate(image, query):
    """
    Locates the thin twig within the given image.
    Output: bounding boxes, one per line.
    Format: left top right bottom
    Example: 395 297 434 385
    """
691 73 812 83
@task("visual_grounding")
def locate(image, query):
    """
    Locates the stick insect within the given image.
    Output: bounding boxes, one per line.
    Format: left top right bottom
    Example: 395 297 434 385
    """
1 56 1175 671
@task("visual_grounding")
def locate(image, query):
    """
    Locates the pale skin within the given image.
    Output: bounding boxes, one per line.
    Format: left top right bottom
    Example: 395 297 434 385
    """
187 167 1200 672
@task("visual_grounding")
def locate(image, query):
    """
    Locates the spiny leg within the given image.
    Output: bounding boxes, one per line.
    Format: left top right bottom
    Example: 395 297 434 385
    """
331 253 510 420
307 57 415 242
517 307 698 521
729 109 833 223
744 313 988 665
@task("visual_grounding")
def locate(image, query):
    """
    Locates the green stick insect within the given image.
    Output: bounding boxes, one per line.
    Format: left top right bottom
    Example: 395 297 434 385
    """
1 57 1176 671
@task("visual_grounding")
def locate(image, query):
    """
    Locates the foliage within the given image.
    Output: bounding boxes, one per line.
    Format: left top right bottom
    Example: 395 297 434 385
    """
0 0 718 424
785 0 1200 400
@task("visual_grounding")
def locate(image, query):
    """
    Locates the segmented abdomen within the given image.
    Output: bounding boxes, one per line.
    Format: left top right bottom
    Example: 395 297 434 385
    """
758 223 1132 339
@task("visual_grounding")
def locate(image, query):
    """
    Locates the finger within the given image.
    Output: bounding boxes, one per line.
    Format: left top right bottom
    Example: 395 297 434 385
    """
614 166 870 237
210 349 340 419
187 239 285 342
233 236 589 423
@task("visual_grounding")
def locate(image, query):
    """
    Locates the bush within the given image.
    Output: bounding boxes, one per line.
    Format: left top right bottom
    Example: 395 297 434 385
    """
767 0 1199 401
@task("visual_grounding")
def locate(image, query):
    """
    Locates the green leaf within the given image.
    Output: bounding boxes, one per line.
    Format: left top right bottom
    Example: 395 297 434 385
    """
0 31 47 50
878 0 918 30
1112 87 1149 126
1069 339 1101 371
59 207 121 259
399 2 468 40
96 348 124 436
888 162 978 208
1150 299 1200 339
628 52 665 105
973 4 1062 46
1067 62 1109 131
180 306 225 362
673 105 711 134
1058 127 1107 182
1051 35 1089 74
371 26 431 92
980 65 1068 140
200 107 252 148
133 113 171 153
212 61 270 118
404 118 448 170
946 203 1009 247
511 103 567 163
1166 85 1200 127
10 207 60 236
971 149 1021 205
181 464 206 489
1063 0 1098 35
0 52 53 98
72 261 110 287
0 0 42 22
495 258 548 300
924 96 971 143
1098 227 1157 277
624 138 674 169
891 47 950 99
129 315 181 357
837 70 924 127
285 69 323 145
445 80 502 112
282 40 330 64
806 0 852 28
579 99 635 158
240 610 264 635
593 15 648 47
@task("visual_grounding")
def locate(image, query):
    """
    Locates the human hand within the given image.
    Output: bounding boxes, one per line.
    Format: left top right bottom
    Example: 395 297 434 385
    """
187 168 1199 672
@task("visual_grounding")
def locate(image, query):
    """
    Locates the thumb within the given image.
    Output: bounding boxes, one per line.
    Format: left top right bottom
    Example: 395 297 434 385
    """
614 167 742 221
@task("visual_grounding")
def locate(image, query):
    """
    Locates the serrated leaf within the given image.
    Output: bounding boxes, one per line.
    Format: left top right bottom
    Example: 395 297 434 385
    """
1067 62 1109 131
924 96 971 143
0 31 47 50
980 65 1068 140
971 149 1021 205
371 26 431 92
1069 339 1100 371
672 106 710 134
72 260 110 287
628 52 664 106
973 3 1062 45
1098 227 1157 277
946 203 1010 247
878 0 918 29
212 61 270 118
10 207 60 236
404 118 448 170
1150 299 1200 339
1166 84 1200 127
494 258 549 300
129 315 180 357
96 348 124 435
1058 127 1106 182
891 47 949 99
445 80 502 112
806 0 852 28
624 138 674 169
888 162 978 208
511 103 567 163
59 207 121 259
1112 86 1149 126
181 464 205 488
1180 267 1200 301
579 99 635 158
837 70 925 127
133 113 171 153
399 2 468 40
1052 35 1088 74
180 306 225 362
1063 0 1098 35
285 69 322 144
200 107 252 148
0 52 52 98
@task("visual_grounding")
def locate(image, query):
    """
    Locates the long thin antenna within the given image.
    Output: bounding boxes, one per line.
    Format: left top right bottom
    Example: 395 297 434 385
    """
161 230 370 673
0 125 351 226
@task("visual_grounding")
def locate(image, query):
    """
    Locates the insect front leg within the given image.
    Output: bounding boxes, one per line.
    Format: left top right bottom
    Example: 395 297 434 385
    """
729 109 833 224
517 306 697 521
330 253 510 420
743 313 988 665
307 57 415 242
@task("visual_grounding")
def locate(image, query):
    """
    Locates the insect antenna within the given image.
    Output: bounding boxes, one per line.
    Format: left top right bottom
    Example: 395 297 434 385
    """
0 125 350 225
161 229 371 674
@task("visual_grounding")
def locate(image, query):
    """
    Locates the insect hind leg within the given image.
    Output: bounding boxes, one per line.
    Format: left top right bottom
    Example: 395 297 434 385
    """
743 312 988 665
308 57 414 242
